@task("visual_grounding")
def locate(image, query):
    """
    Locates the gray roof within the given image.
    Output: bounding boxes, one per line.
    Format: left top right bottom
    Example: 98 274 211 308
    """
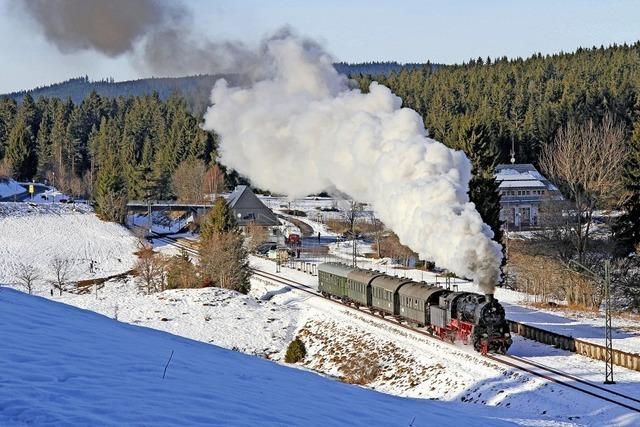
370 275 413 293
398 282 448 304
347 269 383 285
226 186 280 226
318 262 356 277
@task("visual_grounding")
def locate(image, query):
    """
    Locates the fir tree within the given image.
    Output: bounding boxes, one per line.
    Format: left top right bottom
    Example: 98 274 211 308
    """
614 121 640 254
6 118 34 180
94 153 127 222
35 109 52 180
199 196 238 240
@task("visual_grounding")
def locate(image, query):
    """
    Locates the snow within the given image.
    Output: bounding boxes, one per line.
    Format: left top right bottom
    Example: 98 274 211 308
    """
0 178 26 198
500 180 546 188
1 287 527 426
3 199 640 425
249 256 640 425
35 188 69 202
0 202 138 285
128 212 194 234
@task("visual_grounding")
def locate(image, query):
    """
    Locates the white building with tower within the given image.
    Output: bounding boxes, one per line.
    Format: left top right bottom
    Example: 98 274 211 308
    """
495 163 561 228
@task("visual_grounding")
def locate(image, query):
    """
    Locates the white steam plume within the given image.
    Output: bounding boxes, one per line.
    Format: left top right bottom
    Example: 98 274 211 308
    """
203 34 503 293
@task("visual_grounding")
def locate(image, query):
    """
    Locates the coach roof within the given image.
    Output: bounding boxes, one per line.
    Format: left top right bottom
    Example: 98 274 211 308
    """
318 262 356 278
370 275 413 293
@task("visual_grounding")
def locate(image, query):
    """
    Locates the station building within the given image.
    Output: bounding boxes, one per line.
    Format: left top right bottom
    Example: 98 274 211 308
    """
495 163 562 228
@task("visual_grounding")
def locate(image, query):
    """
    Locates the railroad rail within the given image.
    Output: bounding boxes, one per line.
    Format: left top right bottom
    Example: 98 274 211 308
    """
150 233 640 412
250 267 640 413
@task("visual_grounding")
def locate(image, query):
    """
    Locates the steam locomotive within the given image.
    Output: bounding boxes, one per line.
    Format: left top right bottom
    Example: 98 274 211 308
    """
318 263 512 354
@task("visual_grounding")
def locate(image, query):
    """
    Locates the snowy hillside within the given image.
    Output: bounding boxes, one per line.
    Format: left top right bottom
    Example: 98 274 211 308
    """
0 203 138 286
0 288 519 426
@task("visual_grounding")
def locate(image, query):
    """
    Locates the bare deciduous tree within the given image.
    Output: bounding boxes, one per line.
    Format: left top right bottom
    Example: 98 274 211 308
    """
172 158 207 203
135 248 167 294
367 213 386 259
245 222 269 252
16 263 40 294
203 163 226 200
0 160 13 179
374 232 417 266
199 232 250 294
50 257 71 295
540 116 628 263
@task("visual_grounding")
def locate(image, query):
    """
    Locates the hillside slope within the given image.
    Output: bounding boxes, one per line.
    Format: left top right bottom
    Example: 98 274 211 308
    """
0 288 517 426
0 203 138 286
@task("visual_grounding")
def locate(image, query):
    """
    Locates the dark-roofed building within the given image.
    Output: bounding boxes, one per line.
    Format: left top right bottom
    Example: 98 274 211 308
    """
495 163 562 227
226 185 280 227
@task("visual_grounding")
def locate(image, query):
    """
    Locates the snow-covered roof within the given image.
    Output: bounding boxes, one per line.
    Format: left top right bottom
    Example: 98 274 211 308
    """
0 178 26 199
499 180 545 189
495 164 559 192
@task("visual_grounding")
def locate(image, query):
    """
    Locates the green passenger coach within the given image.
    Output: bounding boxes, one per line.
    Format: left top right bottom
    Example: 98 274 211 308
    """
318 263 355 299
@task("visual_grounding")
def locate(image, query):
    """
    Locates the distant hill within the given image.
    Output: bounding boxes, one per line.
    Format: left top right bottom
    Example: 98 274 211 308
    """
2 62 438 116
333 61 438 76
2 74 236 117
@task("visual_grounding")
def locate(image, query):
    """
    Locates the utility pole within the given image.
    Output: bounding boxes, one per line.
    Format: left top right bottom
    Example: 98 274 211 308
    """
351 200 357 268
604 260 615 384
570 259 615 384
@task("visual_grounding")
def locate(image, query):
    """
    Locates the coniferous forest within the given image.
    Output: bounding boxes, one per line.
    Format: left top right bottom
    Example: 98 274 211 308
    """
0 92 216 214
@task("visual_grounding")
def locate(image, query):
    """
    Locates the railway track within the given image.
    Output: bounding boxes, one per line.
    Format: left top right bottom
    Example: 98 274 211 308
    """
250 267 640 413
151 233 640 413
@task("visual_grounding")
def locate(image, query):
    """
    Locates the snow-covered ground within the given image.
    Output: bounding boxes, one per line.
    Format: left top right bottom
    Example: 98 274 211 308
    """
250 256 640 426
1 287 529 427
0 178 26 198
0 203 138 286
3 196 640 425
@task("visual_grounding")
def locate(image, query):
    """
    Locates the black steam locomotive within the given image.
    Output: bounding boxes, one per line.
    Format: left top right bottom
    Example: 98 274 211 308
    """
318 262 512 354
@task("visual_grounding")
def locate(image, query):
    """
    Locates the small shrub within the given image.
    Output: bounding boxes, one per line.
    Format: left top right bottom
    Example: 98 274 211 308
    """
285 337 306 363
340 357 381 385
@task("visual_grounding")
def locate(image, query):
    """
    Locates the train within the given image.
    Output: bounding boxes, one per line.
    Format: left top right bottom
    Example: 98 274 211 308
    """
317 262 512 354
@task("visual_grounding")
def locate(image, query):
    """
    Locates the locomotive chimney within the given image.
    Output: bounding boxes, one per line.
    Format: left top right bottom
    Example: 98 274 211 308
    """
485 294 494 302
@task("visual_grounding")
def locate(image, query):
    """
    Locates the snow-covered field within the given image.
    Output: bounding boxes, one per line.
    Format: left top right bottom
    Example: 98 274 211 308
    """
0 203 138 286
3 197 640 425
1 287 526 427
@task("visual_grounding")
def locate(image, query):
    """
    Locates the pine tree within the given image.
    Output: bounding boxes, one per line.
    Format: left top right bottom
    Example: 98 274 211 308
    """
0 98 17 162
94 153 127 222
6 118 33 180
614 121 640 254
35 109 52 180
199 196 238 240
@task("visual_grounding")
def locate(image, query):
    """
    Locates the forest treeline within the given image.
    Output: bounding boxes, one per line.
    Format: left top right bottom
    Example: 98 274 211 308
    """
0 91 218 217
2 63 428 116
355 43 640 165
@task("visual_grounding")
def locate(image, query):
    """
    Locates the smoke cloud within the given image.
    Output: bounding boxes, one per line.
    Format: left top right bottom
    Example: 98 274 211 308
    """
17 0 259 77
18 0 503 291
203 34 503 293
18 0 171 56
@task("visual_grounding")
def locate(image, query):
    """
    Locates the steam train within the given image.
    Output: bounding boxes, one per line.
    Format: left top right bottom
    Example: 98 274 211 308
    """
318 263 512 354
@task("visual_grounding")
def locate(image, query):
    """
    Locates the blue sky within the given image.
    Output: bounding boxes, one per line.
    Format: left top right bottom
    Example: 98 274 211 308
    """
1 0 640 93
